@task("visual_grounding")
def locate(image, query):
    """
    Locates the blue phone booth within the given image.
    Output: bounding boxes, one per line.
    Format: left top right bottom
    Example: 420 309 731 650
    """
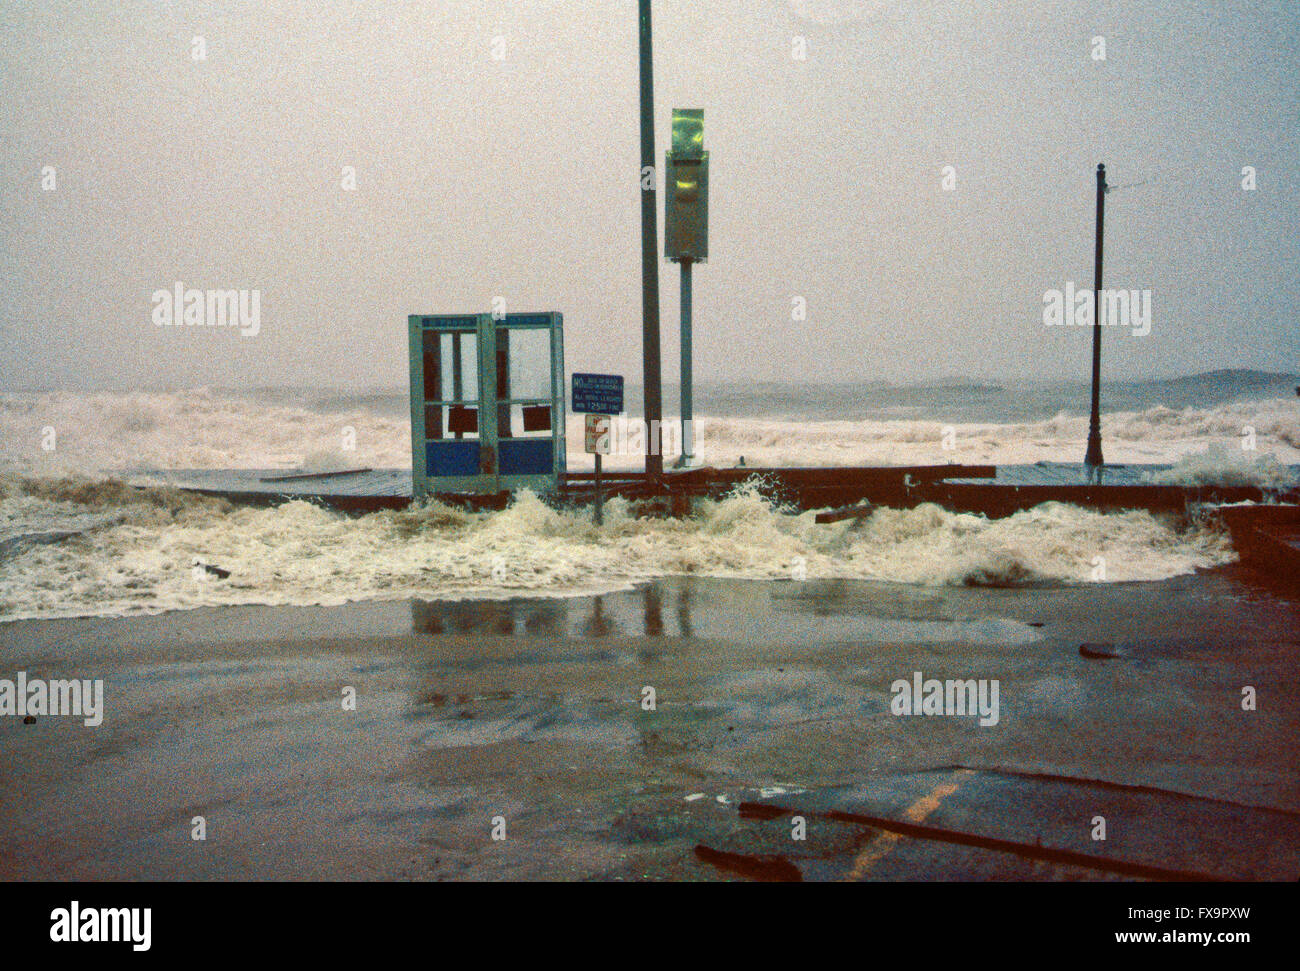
408 312 566 499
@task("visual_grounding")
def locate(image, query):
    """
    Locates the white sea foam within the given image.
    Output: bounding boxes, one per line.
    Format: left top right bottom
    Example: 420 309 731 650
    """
0 476 1235 621
0 388 411 475
1140 443 1297 489
0 388 1286 619
2 388 1296 475
652 398 1300 472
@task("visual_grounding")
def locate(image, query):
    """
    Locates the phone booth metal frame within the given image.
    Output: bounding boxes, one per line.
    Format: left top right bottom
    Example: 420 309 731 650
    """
408 312 566 499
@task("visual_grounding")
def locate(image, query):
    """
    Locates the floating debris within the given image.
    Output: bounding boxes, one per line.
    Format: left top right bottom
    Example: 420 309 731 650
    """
195 561 231 580
1079 642 1125 659
694 844 802 882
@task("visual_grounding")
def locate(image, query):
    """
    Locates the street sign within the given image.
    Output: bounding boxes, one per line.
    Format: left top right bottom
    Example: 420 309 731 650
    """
584 414 611 455
573 379 621 526
572 373 624 415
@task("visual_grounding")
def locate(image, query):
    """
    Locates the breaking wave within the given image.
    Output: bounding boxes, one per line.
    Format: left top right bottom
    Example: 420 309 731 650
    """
0 388 411 475
2 388 1296 475
0 476 1235 621
0 388 1284 619
1140 443 1297 489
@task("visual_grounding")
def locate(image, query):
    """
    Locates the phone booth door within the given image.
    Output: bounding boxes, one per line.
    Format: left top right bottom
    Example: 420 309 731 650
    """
493 313 565 493
409 312 564 499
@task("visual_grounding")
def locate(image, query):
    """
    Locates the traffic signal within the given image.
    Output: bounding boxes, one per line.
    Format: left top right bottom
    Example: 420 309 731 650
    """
665 108 708 262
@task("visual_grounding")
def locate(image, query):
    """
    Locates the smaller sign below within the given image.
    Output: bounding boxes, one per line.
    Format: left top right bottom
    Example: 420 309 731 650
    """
584 414 611 455
572 373 624 415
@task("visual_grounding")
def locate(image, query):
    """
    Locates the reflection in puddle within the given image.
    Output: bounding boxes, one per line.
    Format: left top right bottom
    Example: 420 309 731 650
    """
411 577 1043 646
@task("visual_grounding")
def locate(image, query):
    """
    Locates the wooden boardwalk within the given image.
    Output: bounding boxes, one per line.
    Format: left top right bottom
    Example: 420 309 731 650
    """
927 461 1299 516
128 462 1299 516
947 461 1175 485
948 462 1145 485
131 468 413 511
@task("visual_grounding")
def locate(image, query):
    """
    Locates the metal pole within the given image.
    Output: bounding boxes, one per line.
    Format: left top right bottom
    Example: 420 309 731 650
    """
679 258 693 465
594 451 603 525
1084 162 1106 478
638 0 663 480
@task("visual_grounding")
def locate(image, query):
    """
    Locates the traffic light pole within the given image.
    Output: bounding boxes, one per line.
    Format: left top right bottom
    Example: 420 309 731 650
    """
1084 162 1106 480
664 108 707 470
678 258 694 466
638 0 664 481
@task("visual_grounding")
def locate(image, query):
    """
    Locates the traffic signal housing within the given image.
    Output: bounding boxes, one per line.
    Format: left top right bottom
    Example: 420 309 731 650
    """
665 108 708 262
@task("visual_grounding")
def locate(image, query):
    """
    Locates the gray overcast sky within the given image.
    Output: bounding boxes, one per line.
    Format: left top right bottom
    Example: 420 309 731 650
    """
1 0 1297 390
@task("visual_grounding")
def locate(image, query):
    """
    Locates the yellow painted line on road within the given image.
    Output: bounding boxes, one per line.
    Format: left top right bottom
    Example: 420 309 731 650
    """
844 769 973 881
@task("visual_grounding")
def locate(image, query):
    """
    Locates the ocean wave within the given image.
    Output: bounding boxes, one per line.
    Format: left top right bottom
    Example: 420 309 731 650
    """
0 388 413 475
1140 443 1297 489
0 388 1283 618
0 477 1235 621
1 389 1297 477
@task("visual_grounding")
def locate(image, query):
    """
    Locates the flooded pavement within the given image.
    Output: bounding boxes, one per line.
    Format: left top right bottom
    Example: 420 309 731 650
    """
2 570 1298 880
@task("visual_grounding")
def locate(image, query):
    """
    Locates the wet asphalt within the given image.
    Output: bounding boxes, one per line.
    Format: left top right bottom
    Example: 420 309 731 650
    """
2 570 1298 880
